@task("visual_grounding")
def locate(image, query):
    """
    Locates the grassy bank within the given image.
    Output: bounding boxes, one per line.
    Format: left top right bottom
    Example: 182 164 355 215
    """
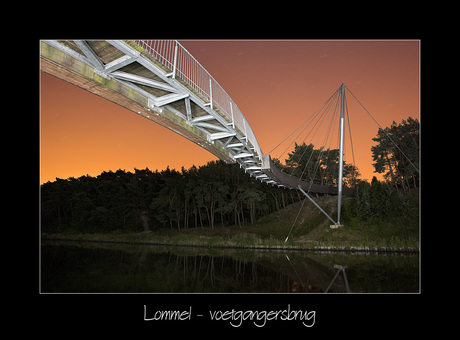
41 195 419 252
41 230 418 253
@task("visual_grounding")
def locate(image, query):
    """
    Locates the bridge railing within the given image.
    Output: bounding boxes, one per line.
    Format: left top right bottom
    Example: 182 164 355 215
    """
128 40 262 160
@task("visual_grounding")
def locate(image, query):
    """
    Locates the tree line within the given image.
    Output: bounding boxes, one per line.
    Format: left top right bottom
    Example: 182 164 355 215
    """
272 117 419 191
343 117 419 227
342 177 418 227
41 161 302 233
371 117 419 190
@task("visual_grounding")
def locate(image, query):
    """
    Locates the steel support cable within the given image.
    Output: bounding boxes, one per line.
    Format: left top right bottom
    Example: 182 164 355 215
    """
286 110 324 175
270 88 340 161
296 91 341 181
284 196 307 242
307 149 326 192
268 108 318 156
302 106 336 185
308 94 342 189
300 96 338 181
320 100 340 185
319 92 341 181
289 91 340 177
286 98 337 173
287 110 326 177
312 99 340 186
286 92 337 199
269 88 340 155
345 86 420 174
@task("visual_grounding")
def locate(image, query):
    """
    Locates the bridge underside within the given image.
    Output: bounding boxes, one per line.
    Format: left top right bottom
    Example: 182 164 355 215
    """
40 56 235 163
261 154 355 195
40 40 261 172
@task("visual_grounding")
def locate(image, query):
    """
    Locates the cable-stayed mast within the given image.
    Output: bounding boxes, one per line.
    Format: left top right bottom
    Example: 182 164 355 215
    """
297 83 345 228
336 83 345 226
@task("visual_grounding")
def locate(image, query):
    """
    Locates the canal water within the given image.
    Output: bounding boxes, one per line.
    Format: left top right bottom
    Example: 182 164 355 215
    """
40 241 419 293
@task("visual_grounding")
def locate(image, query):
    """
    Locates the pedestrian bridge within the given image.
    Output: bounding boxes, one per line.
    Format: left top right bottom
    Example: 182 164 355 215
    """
40 40 354 196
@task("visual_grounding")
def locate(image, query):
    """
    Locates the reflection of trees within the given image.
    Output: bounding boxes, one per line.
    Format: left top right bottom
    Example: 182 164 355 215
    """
164 253 340 293
42 241 419 293
284 255 353 293
156 253 284 292
125 249 355 292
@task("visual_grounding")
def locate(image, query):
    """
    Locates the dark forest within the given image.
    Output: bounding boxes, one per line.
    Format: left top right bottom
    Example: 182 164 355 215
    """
41 161 302 233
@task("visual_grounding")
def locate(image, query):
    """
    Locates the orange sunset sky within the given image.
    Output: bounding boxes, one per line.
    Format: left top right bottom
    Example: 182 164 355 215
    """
40 40 420 184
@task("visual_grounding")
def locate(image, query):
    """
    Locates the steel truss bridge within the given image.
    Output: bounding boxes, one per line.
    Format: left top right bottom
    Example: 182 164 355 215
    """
40 40 356 226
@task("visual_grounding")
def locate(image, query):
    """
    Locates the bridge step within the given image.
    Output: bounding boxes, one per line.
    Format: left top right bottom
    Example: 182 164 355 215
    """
233 152 254 159
209 132 236 140
191 115 215 123
227 143 244 148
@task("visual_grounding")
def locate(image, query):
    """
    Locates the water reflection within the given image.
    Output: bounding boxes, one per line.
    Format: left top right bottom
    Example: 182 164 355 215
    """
325 265 350 293
41 241 419 293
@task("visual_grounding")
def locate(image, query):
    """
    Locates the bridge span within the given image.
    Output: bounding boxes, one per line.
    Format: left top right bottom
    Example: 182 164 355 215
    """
40 40 354 196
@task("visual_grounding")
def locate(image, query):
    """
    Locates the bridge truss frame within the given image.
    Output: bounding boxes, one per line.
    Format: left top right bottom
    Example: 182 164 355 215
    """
40 40 270 183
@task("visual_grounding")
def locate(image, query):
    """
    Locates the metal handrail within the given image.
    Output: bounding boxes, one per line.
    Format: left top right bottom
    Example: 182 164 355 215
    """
128 40 262 159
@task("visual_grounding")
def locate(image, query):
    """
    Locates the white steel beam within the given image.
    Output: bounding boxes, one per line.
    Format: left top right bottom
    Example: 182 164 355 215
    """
74 40 105 71
185 97 192 121
104 54 138 73
154 93 189 107
107 40 141 59
298 185 338 225
111 71 178 93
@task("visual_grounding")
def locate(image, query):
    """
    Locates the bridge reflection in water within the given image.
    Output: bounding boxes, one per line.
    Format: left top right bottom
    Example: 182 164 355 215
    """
41 242 419 293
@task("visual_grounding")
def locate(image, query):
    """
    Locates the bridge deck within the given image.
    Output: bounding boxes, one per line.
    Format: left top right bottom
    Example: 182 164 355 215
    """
261 154 355 195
